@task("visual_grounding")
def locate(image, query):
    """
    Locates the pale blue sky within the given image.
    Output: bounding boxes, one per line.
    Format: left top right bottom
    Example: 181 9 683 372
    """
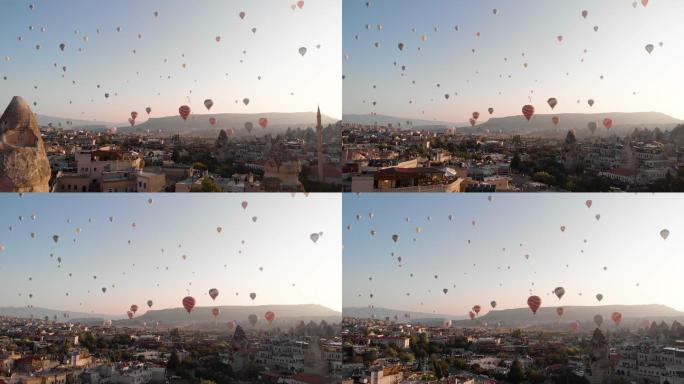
0 193 341 315
0 0 341 122
343 194 684 316
343 0 684 122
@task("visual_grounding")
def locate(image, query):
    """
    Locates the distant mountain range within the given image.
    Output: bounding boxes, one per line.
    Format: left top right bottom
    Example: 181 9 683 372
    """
343 307 467 323
463 112 682 138
124 111 338 139
35 111 339 138
343 114 462 130
0 304 341 327
343 112 682 138
343 304 683 329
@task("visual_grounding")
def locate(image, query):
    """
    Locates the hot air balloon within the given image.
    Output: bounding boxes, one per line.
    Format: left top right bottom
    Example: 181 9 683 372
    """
52 235 60 243
556 307 564 317
212 308 220 318
299 47 307 56
297 0 304 9
488 107 494 115
204 99 213 110
178 105 190 121
527 295 541 314
596 293 603 302
472 305 481 314
265 311 275 324
522 105 535 121
248 314 258 326
209 117 217 126
587 99 595 107
127 311 133 320
145 107 152 115
392 234 399 243
182 296 195 313
147 300 153 308
469 118 476 127
490 301 497 308
660 229 669 240
603 118 613 130
258 118 268 129
209 288 219 301
59 43 66 51
468 311 475 320
239 11 246 19
472 111 480 120
611 312 622 326
553 287 565 299
131 111 138 120
588 121 597 134
594 314 603 327
586 200 592 208
130 304 138 313
570 321 580 331
581 10 588 18
552 116 560 125
249 292 256 301
244 122 254 133
310 233 320 243
645 44 654 54
398 43 405 51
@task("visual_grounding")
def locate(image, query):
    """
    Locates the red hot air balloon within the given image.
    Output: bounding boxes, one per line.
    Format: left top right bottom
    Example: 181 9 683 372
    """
212 308 220 318
130 304 138 313
522 105 535 121
127 311 133 319
603 118 613 130
182 296 195 313
258 118 268 129
472 305 481 314
552 116 560 125
527 295 541 314
265 311 275 324
611 312 622 326
209 117 217 126
178 105 191 121
468 311 476 320
556 307 564 317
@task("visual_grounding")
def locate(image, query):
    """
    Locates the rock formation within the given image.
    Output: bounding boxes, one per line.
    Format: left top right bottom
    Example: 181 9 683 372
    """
0 96 51 192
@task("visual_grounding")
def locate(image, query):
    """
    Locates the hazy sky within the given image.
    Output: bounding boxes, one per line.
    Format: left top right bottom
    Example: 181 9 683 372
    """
0 0 341 123
343 0 684 123
343 193 684 316
0 193 341 317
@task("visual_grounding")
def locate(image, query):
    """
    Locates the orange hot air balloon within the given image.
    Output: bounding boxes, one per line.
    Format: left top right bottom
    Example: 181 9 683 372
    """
527 295 541 314
522 105 535 121
468 311 475 320
472 111 480 120
130 304 138 313
212 308 220 318
178 105 190 121
611 312 622 326
472 305 481 314
209 117 217 126
603 118 613 130
552 116 560 125
556 307 564 317
258 118 268 129
182 296 195 313
127 311 133 319
265 311 275 324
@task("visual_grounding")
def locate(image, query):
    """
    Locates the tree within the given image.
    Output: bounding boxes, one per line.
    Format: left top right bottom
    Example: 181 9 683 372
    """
511 152 522 171
192 162 208 172
167 350 180 371
508 358 525 383
532 171 555 185
197 177 222 192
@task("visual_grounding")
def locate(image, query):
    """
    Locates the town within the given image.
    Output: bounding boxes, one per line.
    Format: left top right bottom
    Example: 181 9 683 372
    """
342 123 684 192
338 316 684 383
0 96 342 193
0 315 344 384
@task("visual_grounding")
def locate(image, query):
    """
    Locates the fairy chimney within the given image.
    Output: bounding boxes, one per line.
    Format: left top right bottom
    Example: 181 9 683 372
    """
0 96 51 192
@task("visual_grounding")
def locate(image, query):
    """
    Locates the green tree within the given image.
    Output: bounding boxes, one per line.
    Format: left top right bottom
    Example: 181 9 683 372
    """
508 358 525 383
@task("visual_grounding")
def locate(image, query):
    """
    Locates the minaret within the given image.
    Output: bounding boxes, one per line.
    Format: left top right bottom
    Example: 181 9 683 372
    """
316 106 324 181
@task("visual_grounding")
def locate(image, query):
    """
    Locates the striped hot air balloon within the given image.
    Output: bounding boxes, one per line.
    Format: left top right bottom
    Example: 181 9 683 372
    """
182 296 195 313
527 295 541 314
522 105 535 121
178 105 191 121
